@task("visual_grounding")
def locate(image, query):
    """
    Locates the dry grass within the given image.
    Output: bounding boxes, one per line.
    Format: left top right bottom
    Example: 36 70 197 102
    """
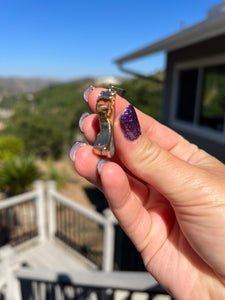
36 157 96 210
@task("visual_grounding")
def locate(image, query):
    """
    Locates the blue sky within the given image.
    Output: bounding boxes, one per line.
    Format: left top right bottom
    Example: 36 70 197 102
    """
0 0 223 80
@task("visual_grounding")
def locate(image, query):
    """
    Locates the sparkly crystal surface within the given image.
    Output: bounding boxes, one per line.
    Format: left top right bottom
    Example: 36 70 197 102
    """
120 104 141 141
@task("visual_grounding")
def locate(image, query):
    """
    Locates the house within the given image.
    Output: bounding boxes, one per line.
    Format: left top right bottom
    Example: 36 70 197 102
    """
115 2 225 162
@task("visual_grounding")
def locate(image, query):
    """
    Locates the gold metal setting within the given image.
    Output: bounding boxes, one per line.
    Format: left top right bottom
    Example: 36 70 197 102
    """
93 85 125 158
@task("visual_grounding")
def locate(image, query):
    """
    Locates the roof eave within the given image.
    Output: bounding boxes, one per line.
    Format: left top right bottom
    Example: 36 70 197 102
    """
114 12 225 65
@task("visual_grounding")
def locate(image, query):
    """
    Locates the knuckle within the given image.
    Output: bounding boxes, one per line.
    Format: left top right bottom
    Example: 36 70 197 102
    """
134 137 163 171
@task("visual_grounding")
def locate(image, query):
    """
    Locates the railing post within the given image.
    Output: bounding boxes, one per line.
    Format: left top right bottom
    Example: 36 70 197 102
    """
0 246 20 300
47 181 57 240
34 181 46 243
103 209 116 272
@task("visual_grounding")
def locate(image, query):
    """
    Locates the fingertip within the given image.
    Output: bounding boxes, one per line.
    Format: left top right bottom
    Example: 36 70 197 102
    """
69 141 87 162
83 85 95 103
98 161 130 200
97 159 109 175
99 161 121 178
74 145 98 178
86 88 105 112
79 112 90 133
81 114 99 143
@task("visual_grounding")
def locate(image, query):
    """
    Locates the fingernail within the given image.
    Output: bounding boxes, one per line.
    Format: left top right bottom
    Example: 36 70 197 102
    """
97 159 109 175
83 85 95 103
69 141 86 161
120 104 141 141
79 112 90 133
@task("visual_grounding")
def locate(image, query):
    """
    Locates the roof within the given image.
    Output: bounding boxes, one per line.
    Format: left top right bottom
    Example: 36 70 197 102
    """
114 3 225 64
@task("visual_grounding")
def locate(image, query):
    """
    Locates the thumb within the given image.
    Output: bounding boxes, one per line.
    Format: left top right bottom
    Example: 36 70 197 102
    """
114 104 209 206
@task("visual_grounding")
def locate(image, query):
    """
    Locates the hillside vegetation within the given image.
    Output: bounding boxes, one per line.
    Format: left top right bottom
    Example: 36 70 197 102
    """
0 75 163 160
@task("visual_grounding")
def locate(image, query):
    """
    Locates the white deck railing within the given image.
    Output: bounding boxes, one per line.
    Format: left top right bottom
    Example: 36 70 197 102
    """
47 181 115 272
0 181 171 299
0 180 115 272
16 268 171 300
0 181 45 299
0 181 46 244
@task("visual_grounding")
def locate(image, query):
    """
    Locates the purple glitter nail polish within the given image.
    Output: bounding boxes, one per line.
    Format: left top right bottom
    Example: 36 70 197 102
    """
120 104 141 141
79 112 90 133
83 85 95 102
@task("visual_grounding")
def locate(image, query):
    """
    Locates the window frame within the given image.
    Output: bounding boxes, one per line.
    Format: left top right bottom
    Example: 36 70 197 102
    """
170 53 225 143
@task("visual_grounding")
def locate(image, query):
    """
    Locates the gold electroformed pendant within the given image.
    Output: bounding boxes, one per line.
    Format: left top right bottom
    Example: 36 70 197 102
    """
93 85 125 158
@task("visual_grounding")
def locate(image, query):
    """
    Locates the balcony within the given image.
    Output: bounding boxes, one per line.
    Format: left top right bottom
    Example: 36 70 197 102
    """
0 181 172 299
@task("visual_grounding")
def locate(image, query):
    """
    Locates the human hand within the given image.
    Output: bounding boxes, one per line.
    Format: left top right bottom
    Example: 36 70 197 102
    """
72 87 225 299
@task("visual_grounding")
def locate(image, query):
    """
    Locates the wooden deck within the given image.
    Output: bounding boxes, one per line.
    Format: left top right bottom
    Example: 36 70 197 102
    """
0 238 97 300
13 238 97 272
0 239 171 300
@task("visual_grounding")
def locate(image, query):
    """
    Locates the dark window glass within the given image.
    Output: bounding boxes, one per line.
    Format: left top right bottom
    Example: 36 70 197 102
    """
176 69 198 122
199 65 225 131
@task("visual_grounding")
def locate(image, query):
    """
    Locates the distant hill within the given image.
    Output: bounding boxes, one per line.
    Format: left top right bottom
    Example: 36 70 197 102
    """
0 77 61 97
0 76 127 98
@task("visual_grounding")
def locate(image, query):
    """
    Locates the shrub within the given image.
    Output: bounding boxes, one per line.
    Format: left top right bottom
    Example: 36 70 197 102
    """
0 156 41 196
0 135 24 160
44 161 65 190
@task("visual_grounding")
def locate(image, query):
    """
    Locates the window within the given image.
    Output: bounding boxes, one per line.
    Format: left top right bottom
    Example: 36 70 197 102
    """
176 69 198 122
173 57 225 137
200 65 225 131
